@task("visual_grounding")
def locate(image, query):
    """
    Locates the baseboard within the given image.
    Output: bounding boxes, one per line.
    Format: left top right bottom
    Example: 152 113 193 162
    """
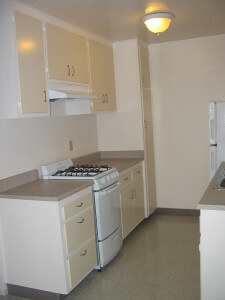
155 208 200 216
7 284 66 300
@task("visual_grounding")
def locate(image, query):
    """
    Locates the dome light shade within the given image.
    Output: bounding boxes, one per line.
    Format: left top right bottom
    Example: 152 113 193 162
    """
142 12 175 34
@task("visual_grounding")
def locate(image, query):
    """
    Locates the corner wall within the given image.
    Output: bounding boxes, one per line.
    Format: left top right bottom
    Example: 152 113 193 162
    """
149 34 225 209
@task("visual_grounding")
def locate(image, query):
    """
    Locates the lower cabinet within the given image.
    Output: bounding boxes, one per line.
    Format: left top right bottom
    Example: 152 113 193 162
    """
120 163 145 239
0 187 97 295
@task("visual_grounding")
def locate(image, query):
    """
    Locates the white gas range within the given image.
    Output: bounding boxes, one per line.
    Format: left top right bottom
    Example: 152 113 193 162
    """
42 159 123 269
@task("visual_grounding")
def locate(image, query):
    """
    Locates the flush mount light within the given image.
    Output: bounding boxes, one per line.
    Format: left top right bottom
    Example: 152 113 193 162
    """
142 12 175 35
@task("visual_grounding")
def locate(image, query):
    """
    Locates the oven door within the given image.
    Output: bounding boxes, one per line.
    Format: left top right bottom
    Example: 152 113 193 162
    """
94 182 121 241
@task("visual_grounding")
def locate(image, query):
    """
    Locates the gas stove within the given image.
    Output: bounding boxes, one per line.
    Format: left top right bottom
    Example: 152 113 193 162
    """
42 159 119 191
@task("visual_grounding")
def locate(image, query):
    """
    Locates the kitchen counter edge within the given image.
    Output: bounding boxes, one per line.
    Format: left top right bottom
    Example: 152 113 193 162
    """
198 162 225 210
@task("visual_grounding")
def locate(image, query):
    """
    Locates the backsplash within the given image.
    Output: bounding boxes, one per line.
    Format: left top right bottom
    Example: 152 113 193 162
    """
0 114 98 180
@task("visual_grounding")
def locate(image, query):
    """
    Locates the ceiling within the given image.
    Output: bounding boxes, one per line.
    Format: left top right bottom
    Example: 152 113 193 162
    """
18 0 225 44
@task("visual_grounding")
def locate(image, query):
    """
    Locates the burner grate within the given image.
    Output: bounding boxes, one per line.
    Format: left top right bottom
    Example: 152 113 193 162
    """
52 164 111 177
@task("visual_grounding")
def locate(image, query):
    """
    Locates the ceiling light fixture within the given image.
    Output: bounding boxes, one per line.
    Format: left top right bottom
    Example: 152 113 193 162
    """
142 12 175 35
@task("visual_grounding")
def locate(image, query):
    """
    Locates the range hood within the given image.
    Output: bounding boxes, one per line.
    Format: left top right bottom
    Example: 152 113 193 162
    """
49 89 97 102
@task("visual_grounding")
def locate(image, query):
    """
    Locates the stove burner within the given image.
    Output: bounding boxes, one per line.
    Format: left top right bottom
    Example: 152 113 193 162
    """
52 164 111 177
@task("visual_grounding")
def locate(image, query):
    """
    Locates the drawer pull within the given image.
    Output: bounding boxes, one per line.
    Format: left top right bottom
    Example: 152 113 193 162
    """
80 250 87 256
76 202 83 207
136 170 141 174
77 218 84 224
124 177 129 181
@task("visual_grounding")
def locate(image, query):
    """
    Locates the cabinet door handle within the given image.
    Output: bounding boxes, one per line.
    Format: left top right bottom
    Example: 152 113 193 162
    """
67 65 70 76
43 90 47 102
136 170 141 175
106 94 108 103
77 218 84 223
144 120 147 129
102 94 105 103
133 189 136 197
76 202 83 207
80 250 87 256
131 189 134 199
71 65 75 77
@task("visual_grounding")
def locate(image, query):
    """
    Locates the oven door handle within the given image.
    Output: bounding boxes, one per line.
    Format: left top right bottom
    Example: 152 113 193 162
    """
98 182 120 196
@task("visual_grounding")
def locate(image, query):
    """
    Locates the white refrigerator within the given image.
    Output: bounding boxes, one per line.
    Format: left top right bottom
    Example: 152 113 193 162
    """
209 101 225 180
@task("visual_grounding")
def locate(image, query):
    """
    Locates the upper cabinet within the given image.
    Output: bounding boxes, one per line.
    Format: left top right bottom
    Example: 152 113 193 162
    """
45 23 89 85
139 44 150 88
89 40 117 111
14 10 48 114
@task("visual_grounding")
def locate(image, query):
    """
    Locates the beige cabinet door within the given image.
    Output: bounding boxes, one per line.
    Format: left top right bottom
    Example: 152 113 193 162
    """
139 44 150 88
132 176 145 225
15 11 48 113
89 40 117 111
102 45 117 110
120 183 134 239
68 32 89 84
45 23 69 81
142 88 157 215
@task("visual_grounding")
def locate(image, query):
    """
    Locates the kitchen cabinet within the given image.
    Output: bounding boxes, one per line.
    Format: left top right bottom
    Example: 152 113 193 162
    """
200 209 225 300
46 22 89 84
14 10 48 114
89 39 117 111
139 44 150 87
120 163 145 239
0 187 97 295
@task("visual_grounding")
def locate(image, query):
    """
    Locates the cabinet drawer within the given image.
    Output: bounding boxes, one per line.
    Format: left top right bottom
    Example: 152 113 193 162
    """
65 208 95 255
69 238 97 288
132 165 143 179
63 192 92 220
120 171 132 186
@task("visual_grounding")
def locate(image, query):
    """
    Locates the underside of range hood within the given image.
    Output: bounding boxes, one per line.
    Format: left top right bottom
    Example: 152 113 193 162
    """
49 89 97 101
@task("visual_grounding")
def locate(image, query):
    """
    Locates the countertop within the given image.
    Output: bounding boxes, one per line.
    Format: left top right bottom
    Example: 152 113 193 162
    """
0 157 143 201
91 158 143 172
0 180 92 201
198 162 225 210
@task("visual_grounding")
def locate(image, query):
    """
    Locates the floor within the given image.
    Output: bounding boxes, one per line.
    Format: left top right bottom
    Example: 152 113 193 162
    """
1 214 200 300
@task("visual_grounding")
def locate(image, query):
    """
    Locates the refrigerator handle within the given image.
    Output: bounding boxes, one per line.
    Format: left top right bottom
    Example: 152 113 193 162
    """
210 119 215 143
209 146 217 180
209 102 216 145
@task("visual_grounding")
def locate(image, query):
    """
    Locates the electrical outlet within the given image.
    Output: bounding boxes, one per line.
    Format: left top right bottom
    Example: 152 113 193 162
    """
69 140 73 151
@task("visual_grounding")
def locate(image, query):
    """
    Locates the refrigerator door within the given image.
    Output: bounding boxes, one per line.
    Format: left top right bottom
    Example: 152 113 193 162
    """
209 146 217 180
209 102 217 145
215 102 225 169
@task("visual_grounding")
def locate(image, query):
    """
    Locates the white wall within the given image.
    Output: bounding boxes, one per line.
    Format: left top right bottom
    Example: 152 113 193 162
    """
149 34 225 209
97 39 144 151
0 115 98 180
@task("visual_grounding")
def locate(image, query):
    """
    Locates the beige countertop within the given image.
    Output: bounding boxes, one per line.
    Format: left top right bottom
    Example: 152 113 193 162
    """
0 180 92 201
91 158 143 172
0 157 143 201
198 162 225 210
